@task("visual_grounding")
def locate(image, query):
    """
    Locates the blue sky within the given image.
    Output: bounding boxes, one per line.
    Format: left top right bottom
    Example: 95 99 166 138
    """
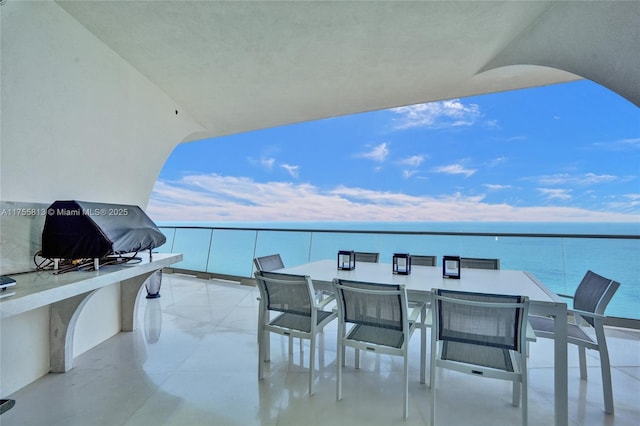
148 80 639 223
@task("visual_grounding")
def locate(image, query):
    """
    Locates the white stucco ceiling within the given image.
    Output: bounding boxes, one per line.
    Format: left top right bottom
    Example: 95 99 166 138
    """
55 1 639 142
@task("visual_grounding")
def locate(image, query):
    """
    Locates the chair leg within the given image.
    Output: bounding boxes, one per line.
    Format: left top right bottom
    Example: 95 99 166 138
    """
258 329 265 380
355 348 360 369
523 381 528 426
595 327 615 414
309 336 316 395
522 352 528 426
511 353 522 406
429 338 437 389
403 353 409 420
430 364 436 426
337 340 343 401
578 346 588 380
341 324 347 367
264 327 270 362
420 305 426 384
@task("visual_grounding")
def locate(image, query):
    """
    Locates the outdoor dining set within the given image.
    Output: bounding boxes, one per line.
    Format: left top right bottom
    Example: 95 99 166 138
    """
252 252 620 425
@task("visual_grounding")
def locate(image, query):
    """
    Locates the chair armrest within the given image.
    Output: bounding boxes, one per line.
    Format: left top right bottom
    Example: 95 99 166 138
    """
316 292 336 309
408 302 426 323
424 308 433 327
556 293 574 300
525 320 537 342
568 308 606 320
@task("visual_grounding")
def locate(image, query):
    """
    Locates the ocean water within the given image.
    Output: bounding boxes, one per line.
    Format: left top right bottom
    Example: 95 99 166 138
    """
158 221 640 320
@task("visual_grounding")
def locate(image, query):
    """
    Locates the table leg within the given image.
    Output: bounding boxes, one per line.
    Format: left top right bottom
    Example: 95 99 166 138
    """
553 302 568 426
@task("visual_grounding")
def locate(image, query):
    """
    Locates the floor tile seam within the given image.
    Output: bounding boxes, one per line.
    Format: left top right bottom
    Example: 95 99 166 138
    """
611 366 640 381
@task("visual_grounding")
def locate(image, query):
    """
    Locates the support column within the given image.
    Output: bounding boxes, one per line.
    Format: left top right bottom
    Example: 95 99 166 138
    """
49 290 97 373
120 270 156 332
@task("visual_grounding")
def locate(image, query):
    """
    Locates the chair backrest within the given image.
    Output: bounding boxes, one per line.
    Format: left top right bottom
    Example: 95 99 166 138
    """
354 251 380 263
254 253 285 272
333 279 406 332
573 270 620 326
460 257 500 270
254 271 314 317
433 289 528 354
411 255 437 267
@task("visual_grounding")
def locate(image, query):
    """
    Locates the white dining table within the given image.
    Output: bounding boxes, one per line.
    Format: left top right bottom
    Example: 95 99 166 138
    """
278 259 569 426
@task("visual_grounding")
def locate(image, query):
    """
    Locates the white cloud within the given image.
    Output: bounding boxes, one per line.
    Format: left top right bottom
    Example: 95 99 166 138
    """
537 188 572 201
486 156 508 167
258 157 276 170
592 137 640 151
582 173 618 184
484 184 512 191
602 193 640 212
147 174 639 223
391 99 481 129
433 163 476 177
358 142 390 162
534 173 617 186
281 163 300 178
402 170 417 179
398 154 425 167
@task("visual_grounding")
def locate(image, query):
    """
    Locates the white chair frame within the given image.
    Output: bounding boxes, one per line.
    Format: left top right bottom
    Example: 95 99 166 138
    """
529 270 620 414
430 289 530 426
255 271 336 395
333 278 426 420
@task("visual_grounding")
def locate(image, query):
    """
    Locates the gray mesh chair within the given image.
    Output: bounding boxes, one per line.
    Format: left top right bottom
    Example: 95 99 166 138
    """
333 278 426 420
411 254 437 267
529 270 620 414
253 253 285 272
354 251 380 263
254 271 337 395
253 254 286 343
430 289 529 426
461 257 500 270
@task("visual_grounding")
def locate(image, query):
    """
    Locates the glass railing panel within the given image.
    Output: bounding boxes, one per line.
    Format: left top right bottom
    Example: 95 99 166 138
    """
207 229 258 277
376 233 435 263
156 225 638 321
376 234 568 289
254 231 313 269
495 236 567 292
169 228 212 271
561 237 639 320
158 227 176 252
376 233 519 268
308 232 381 262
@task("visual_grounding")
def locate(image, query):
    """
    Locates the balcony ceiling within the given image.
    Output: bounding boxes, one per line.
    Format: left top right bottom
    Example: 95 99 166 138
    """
56 1 597 141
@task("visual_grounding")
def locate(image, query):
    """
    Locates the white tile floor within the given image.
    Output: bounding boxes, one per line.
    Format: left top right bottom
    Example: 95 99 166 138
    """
3 273 640 425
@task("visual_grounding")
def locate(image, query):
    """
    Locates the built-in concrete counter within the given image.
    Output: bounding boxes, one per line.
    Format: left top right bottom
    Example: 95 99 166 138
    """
0 253 182 374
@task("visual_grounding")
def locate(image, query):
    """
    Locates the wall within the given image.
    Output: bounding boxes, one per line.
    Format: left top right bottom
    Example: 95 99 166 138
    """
0 1 201 396
0 1 203 205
